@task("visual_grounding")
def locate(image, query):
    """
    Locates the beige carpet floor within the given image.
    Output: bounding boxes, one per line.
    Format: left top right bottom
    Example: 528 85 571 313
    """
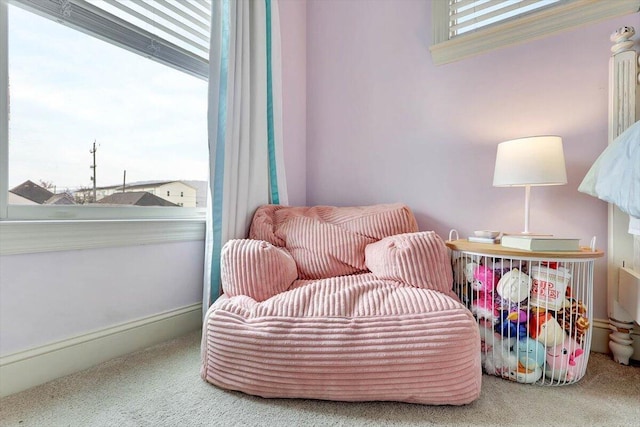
1 330 638 427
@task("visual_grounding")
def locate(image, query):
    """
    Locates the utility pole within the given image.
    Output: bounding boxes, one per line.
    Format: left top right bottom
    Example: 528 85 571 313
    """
90 140 97 202
122 170 126 193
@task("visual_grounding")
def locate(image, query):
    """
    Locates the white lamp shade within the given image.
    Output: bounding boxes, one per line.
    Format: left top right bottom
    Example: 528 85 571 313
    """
493 136 567 187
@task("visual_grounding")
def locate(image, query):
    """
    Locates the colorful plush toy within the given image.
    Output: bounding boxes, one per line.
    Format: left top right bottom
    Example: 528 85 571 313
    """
510 361 543 384
483 335 544 384
472 265 497 293
471 265 499 323
483 346 519 380
495 268 531 310
555 299 590 343
452 258 478 305
472 292 499 324
465 261 479 284
529 309 566 347
502 336 546 384
452 257 476 286
495 309 528 341
478 322 492 352
516 337 546 371
545 336 585 382
479 319 516 351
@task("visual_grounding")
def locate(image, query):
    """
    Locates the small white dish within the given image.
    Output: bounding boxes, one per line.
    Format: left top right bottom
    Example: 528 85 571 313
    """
474 230 500 238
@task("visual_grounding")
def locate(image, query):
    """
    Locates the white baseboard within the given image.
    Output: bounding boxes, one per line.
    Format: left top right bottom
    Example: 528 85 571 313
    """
1 310 634 398
591 318 640 362
0 303 202 398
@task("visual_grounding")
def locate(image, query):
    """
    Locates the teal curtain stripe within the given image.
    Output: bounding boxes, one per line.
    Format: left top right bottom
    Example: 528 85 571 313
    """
210 0 231 305
265 0 279 204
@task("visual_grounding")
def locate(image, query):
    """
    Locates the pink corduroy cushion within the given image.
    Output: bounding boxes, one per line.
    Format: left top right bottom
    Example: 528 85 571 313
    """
365 231 456 297
249 203 419 280
202 274 481 405
221 239 298 302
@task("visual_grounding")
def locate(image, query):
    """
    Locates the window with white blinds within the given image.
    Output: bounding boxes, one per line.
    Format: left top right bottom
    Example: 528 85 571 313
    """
431 0 640 65
450 0 559 36
1 0 211 227
10 0 211 79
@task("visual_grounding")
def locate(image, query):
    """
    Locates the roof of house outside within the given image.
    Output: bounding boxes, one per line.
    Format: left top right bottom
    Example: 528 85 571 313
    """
9 180 54 204
96 191 179 207
92 180 198 191
44 193 76 205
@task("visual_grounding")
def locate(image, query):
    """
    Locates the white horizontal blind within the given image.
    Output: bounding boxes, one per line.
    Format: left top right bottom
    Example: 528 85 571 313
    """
9 0 211 79
450 0 561 36
94 0 210 61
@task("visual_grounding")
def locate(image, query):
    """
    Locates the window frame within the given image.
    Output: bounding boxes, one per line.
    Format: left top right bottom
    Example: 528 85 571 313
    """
0 0 209 253
430 0 640 65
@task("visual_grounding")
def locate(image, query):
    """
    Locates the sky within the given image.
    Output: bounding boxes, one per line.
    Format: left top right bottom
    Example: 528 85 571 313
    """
7 4 209 192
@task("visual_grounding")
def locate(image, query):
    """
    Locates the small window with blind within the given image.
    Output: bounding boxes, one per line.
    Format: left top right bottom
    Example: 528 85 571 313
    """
450 0 559 36
1 0 211 220
430 0 640 65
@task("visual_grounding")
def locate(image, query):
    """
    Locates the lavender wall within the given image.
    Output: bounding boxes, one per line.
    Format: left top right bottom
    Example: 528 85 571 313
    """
306 0 637 319
280 0 307 206
0 1 308 357
0 241 203 355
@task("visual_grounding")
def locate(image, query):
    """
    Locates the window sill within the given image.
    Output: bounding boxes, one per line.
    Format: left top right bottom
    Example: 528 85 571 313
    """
430 0 640 65
0 219 206 255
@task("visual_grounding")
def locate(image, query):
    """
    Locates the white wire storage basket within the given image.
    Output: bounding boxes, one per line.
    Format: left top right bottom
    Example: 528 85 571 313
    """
449 238 598 386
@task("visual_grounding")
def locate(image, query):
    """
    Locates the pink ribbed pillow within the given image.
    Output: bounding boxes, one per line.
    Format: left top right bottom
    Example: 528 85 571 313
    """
277 216 373 279
249 203 419 280
364 231 455 296
221 239 297 302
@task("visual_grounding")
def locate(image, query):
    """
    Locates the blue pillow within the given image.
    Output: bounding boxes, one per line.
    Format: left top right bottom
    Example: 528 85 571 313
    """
579 120 640 218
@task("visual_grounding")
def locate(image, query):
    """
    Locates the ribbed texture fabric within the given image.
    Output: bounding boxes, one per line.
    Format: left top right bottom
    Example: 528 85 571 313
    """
202 274 482 405
365 231 457 298
221 239 297 302
222 273 458 318
249 204 419 279
202 203 482 405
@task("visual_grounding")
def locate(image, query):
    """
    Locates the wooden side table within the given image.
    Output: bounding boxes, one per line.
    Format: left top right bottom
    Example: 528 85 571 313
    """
446 239 603 385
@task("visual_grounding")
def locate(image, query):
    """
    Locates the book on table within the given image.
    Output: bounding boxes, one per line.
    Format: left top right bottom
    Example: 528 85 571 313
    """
467 236 500 244
500 235 580 251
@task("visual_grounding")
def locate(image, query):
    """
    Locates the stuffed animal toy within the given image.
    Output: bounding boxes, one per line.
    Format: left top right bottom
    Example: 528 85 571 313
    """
465 261 479 284
555 299 590 343
453 257 476 285
494 295 519 313
472 292 499 324
479 320 516 352
529 310 566 347
516 337 546 371
496 268 531 308
471 265 499 323
478 321 499 353
545 336 585 382
452 258 477 305
495 309 528 341
510 361 543 384
483 346 519 380
508 334 545 384
478 322 492 352
472 265 497 293
484 259 512 282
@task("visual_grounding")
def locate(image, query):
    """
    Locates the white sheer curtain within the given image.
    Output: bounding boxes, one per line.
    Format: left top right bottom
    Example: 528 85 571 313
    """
203 0 288 311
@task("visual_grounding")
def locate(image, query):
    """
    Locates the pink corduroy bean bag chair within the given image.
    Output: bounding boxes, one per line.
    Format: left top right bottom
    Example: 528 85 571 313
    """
201 203 481 405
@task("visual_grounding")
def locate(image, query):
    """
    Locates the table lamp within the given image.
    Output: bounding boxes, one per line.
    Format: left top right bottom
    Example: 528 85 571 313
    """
493 136 567 234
